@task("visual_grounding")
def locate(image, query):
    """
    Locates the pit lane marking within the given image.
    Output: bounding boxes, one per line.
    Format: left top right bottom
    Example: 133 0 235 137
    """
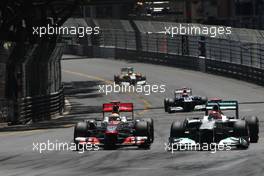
62 69 152 115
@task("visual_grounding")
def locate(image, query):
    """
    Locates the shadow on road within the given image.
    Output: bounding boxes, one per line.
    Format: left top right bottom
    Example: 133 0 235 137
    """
0 80 105 132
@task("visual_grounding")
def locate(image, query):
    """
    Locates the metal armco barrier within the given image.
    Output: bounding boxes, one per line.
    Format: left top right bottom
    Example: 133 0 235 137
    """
16 88 64 124
206 60 264 86
63 18 264 86
115 49 201 71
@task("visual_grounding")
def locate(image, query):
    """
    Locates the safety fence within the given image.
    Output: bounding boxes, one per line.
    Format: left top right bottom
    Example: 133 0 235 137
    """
63 18 264 86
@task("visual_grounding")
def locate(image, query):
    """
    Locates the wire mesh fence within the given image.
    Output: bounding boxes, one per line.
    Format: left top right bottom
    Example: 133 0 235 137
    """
63 18 264 70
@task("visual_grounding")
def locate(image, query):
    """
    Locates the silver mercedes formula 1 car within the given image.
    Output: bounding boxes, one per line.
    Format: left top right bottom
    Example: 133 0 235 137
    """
168 100 259 150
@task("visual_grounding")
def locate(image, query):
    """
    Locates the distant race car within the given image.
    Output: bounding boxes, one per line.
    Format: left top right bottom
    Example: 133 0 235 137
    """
168 100 259 150
114 67 146 86
74 101 154 150
164 88 207 113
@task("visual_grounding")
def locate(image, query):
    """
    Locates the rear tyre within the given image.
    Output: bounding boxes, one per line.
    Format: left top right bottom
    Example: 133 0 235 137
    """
243 116 259 143
135 121 151 149
135 121 150 136
234 120 249 149
143 118 154 143
114 75 119 84
234 120 249 137
141 76 146 81
234 120 249 148
170 120 186 139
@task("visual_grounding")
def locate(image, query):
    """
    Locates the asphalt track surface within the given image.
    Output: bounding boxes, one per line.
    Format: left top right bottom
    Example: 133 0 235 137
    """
0 57 264 176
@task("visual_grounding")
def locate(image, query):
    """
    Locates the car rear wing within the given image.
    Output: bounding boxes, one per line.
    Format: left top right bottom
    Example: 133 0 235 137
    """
174 88 192 95
102 102 134 118
205 100 239 118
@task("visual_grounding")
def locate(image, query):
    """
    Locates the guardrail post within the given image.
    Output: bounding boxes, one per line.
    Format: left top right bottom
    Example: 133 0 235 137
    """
177 37 180 55
182 35 189 56
198 36 205 57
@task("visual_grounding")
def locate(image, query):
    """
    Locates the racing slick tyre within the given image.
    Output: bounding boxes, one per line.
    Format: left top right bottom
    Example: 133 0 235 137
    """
139 75 146 82
135 121 151 149
143 118 154 143
243 116 259 143
114 75 119 84
164 98 169 112
74 122 88 139
74 122 89 151
234 120 249 148
201 96 208 104
234 120 250 149
170 120 186 139
164 98 174 113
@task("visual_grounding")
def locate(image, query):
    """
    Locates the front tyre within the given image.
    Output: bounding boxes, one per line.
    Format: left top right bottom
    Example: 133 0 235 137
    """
164 98 169 112
165 98 174 113
74 122 89 151
135 121 151 149
74 122 88 139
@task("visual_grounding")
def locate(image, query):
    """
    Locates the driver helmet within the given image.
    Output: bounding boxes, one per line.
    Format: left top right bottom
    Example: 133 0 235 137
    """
182 89 188 97
109 113 121 121
112 104 120 114
212 104 221 112
209 111 222 119
209 105 222 119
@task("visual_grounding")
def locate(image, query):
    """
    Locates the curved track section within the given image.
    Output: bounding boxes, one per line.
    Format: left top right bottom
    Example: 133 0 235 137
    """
0 58 263 176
